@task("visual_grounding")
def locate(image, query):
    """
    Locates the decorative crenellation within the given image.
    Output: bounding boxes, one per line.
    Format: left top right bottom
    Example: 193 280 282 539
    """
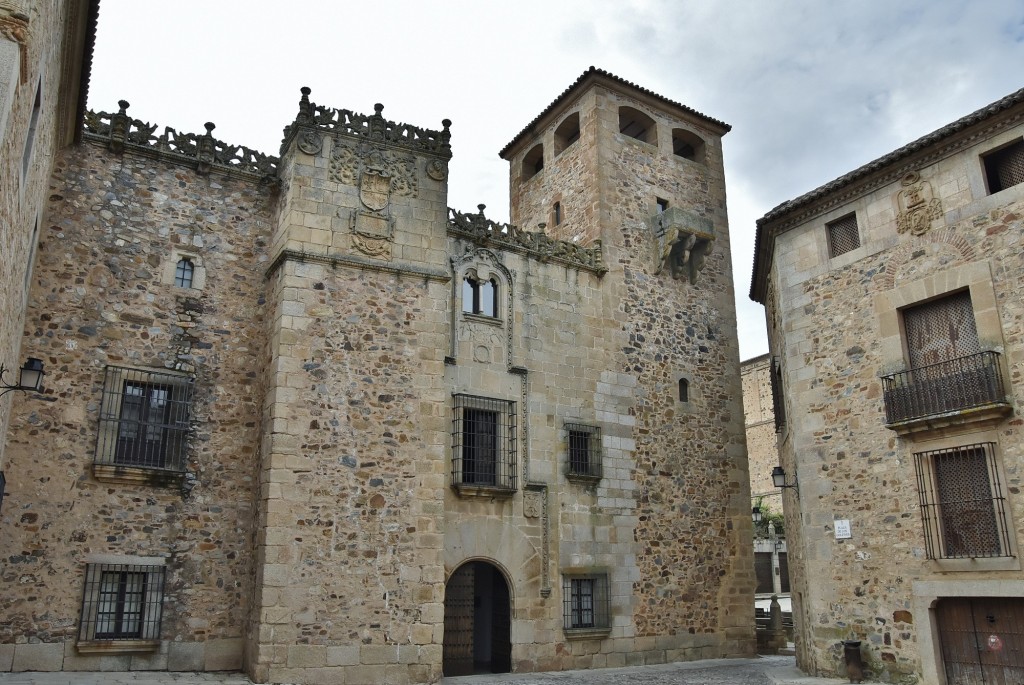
282 86 452 158
83 101 279 181
448 205 606 274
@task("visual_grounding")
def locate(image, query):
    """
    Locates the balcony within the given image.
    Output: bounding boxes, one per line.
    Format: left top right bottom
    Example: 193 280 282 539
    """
882 351 1011 434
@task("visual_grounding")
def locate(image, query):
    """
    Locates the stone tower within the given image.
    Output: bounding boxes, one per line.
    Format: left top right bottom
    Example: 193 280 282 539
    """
498 66 754 662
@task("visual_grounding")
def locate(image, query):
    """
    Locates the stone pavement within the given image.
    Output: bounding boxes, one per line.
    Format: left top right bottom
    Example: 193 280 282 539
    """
0 656 849 685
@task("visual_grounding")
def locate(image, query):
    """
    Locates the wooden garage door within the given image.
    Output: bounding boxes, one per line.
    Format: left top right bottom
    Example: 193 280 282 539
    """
937 597 1024 684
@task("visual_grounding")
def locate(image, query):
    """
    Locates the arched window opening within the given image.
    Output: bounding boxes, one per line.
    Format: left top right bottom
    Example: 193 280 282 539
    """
678 378 689 403
672 128 705 164
553 201 562 226
174 258 194 288
522 144 544 180
619 106 657 145
463 275 499 318
554 112 580 155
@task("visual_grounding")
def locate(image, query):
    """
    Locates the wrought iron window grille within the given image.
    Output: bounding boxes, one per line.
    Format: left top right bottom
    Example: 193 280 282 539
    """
78 563 165 644
562 574 611 632
914 442 1012 560
451 394 516 493
826 213 860 258
565 423 602 481
96 366 194 473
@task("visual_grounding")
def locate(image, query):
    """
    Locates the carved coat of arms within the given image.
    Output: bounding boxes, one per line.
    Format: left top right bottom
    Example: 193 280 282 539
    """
896 172 942 236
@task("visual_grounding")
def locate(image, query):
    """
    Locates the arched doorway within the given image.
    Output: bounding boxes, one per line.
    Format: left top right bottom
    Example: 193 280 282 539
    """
443 560 511 676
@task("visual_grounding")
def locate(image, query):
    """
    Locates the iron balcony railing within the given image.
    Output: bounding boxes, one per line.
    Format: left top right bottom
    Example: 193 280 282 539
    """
881 351 1005 425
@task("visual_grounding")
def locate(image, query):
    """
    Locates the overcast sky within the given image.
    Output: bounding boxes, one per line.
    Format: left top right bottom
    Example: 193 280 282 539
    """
87 0 1024 360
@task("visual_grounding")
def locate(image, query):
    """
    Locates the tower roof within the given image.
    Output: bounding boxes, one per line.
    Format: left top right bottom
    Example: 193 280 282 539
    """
498 66 731 159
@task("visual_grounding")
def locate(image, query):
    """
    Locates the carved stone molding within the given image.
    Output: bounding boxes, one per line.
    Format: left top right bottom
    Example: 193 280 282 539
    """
330 139 418 198
653 207 715 285
896 171 943 236
0 13 28 84
426 159 448 181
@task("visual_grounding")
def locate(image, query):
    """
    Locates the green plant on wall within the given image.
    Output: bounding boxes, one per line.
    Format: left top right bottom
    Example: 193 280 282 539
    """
753 496 785 539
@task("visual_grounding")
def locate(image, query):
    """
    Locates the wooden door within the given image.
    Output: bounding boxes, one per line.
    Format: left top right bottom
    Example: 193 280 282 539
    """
937 597 1024 684
443 564 475 676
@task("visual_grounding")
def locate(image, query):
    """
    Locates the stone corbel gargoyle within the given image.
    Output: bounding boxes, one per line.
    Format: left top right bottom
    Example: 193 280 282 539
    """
653 207 715 285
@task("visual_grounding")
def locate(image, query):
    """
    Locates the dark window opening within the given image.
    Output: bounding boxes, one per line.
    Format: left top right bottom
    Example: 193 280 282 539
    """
554 113 581 155
96 366 193 472
771 357 786 432
619 106 657 145
565 423 602 479
79 563 165 643
672 128 705 163
452 394 516 491
554 202 562 226
982 139 1024 194
678 378 689 402
656 198 669 214
523 144 544 181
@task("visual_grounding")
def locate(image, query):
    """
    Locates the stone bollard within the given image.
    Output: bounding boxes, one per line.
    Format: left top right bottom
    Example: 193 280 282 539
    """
842 640 864 683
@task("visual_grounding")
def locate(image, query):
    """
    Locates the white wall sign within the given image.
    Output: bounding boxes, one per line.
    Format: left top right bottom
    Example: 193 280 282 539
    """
834 519 852 540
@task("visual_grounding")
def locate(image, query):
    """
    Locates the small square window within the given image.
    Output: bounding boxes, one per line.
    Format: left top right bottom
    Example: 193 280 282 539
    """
174 258 194 288
656 197 669 214
78 563 165 647
96 366 194 476
982 139 1024 194
562 573 610 633
565 423 601 481
827 213 860 258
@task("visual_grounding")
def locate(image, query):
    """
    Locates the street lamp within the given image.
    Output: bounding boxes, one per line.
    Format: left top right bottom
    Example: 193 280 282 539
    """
0 358 44 398
771 466 799 495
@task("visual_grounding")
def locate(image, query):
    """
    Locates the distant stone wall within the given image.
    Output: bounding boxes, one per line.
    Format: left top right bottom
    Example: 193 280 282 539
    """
741 356 781 512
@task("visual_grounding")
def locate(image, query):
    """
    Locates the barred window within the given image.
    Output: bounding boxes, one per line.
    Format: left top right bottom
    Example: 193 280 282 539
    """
914 442 1011 560
173 258 194 288
827 213 860 258
562 574 610 632
462 276 499 318
983 139 1024 194
903 291 979 370
79 563 165 645
452 395 516 493
96 366 193 473
565 423 601 480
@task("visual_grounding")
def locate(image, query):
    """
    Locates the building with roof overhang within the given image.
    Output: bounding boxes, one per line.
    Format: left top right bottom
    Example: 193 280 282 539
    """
751 86 1024 683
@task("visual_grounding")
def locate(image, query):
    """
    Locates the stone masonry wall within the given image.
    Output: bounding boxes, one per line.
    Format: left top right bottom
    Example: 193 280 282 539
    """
249 128 451 684
506 81 754 663
768 116 1024 681
0 141 271 672
0 0 68 470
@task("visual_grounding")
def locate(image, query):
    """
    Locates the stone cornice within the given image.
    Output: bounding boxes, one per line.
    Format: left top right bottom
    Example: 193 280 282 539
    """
83 102 279 183
266 248 450 283
448 205 607 275
281 87 452 160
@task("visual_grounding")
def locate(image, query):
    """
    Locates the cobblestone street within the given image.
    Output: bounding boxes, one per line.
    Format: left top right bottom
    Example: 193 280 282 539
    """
0 656 848 685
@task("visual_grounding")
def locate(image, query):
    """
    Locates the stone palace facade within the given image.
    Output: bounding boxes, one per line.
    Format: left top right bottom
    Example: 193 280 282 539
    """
0 4 755 682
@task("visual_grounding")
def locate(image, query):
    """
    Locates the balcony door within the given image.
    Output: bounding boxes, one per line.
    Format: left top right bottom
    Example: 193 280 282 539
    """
904 291 979 370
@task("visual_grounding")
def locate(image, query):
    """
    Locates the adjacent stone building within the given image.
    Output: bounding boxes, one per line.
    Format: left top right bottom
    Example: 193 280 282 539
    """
0 0 92 479
1 17 756 679
752 87 1024 683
